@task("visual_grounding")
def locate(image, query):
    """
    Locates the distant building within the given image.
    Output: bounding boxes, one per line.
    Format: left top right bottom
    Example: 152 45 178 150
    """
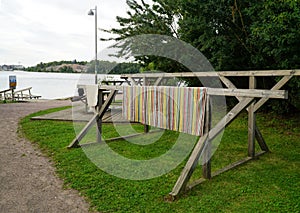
13 65 25 70
1 65 13 71
0 64 24 71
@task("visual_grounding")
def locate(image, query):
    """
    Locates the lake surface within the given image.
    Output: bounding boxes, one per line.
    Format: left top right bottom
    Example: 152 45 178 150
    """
0 71 122 99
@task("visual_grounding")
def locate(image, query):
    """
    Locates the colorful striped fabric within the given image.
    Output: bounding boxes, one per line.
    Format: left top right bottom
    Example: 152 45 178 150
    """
122 86 207 136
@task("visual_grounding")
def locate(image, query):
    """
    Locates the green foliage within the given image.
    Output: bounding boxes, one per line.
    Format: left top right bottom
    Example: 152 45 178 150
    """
25 60 141 74
0 100 16 104
25 60 88 72
20 108 299 212
105 0 300 113
103 0 178 40
86 60 141 74
180 0 300 112
103 0 188 73
58 65 75 73
178 0 300 70
246 0 300 69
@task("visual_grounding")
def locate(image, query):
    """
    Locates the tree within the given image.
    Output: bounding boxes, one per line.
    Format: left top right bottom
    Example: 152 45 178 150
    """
105 0 300 112
58 66 74 73
178 0 300 71
102 0 187 73
86 60 141 74
177 0 300 111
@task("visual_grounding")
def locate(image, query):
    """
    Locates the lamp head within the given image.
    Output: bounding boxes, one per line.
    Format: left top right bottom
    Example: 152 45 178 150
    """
88 9 94 16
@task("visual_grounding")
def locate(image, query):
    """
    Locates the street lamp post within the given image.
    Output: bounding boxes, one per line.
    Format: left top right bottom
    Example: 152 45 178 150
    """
88 6 98 84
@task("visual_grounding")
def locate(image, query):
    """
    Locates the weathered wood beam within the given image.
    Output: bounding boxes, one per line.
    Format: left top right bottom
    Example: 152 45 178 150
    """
248 76 256 158
96 90 103 143
124 78 132 86
121 70 300 78
135 78 143 86
202 95 212 179
99 85 287 99
0 88 13 94
67 90 117 148
219 76 238 92
254 75 293 112
67 114 99 148
186 151 267 191
208 98 254 142
169 97 255 198
105 129 163 142
206 88 287 99
255 127 269 152
218 69 299 77
154 77 163 86
98 90 117 119
13 87 32 93
143 77 150 132
169 133 209 198
128 77 137 86
219 76 270 153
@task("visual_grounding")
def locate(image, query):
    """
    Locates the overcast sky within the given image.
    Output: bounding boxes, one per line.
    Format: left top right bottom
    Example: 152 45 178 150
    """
0 0 132 66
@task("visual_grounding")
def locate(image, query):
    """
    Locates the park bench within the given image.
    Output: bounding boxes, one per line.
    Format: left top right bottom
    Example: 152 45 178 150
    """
0 87 41 101
13 87 41 100
0 89 13 100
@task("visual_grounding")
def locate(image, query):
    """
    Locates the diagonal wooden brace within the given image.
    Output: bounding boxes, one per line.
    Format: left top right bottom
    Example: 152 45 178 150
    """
68 90 117 148
254 75 292 112
169 98 254 198
219 75 291 153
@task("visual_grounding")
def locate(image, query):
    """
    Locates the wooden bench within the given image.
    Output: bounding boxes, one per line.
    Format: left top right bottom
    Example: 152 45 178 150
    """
1 87 41 101
0 89 13 100
13 87 41 100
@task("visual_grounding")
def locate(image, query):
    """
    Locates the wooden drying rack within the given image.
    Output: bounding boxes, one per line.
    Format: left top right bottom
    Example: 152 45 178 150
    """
68 69 300 200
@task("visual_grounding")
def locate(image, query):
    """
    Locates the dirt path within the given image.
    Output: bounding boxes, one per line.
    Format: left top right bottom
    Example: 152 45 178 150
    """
0 100 92 213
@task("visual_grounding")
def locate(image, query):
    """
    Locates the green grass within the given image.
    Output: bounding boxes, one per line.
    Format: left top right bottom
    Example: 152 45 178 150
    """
0 100 17 104
19 108 300 212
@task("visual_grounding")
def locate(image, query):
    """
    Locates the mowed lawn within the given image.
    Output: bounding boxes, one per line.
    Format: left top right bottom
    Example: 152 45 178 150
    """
20 107 299 212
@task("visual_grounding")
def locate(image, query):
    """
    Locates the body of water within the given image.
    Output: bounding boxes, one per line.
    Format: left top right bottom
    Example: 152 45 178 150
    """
0 71 122 99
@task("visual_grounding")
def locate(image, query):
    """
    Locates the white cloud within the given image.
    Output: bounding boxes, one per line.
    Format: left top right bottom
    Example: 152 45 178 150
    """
0 0 129 66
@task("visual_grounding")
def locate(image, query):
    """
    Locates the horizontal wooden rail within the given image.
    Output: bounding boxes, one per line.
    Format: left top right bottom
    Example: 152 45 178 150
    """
185 151 267 192
0 89 13 94
98 85 287 99
14 87 32 94
121 70 300 78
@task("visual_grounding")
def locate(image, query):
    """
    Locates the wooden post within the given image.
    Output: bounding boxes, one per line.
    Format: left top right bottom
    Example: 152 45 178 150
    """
96 90 103 143
255 127 269 152
169 97 255 198
144 77 149 133
220 75 270 153
68 90 117 148
248 76 256 158
202 95 212 179
11 89 15 101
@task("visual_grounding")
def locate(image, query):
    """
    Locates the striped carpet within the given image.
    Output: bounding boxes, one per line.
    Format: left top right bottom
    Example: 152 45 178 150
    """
122 86 207 136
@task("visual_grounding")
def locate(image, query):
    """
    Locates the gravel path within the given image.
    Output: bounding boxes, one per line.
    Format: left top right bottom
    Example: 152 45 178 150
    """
0 100 92 213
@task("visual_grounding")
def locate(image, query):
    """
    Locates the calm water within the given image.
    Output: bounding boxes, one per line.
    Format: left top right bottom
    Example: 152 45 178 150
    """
0 71 121 99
